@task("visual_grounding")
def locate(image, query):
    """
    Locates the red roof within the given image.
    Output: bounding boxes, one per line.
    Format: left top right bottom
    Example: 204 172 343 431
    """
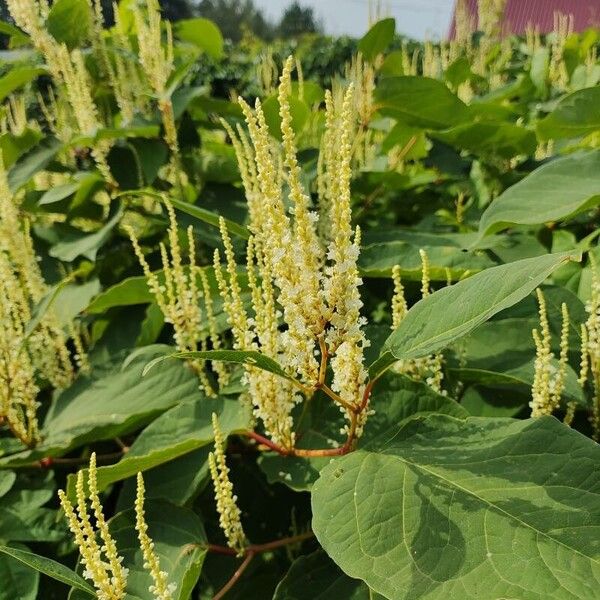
448 0 600 37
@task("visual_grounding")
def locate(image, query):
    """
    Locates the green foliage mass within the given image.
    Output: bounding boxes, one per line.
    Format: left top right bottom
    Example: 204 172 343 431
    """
0 4 600 599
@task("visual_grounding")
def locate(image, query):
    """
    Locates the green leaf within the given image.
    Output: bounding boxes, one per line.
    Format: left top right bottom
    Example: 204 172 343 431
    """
0 67 45 102
0 472 64 542
371 252 579 379
538 86 600 140
65 396 250 500
86 275 154 313
38 182 80 206
115 447 210 510
169 196 249 239
145 349 296 383
175 18 224 58
312 415 600 599
118 190 249 239
0 20 29 46
432 121 537 159
0 545 94 596
262 94 310 141
0 128 42 168
49 203 123 262
478 151 600 238
0 471 16 498
8 137 62 192
46 0 91 48
375 77 469 129
358 18 395 62
358 238 494 280
273 550 375 600
0 545 39 600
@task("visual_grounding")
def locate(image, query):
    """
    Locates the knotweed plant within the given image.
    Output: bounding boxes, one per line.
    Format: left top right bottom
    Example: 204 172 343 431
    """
7 0 112 178
209 413 247 556
390 250 445 393
579 255 600 439
216 56 372 455
58 454 176 600
0 153 87 445
126 200 228 396
530 289 570 417
132 0 179 163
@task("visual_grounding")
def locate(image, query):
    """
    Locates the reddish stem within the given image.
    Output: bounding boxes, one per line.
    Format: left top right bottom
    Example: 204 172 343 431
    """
207 531 314 557
213 552 254 600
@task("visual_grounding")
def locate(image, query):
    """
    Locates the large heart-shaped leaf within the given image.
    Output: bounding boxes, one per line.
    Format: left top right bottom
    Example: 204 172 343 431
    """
312 415 600 599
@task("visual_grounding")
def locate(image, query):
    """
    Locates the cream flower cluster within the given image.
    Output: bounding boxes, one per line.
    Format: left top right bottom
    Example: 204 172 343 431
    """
579 255 600 438
58 455 175 600
390 250 444 393
126 199 228 396
7 0 111 178
216 56 370 448
530 289 570 417
132 0 179 159
135 474 177 600
0 154 86 445
209 413 247 555
58 454 129 600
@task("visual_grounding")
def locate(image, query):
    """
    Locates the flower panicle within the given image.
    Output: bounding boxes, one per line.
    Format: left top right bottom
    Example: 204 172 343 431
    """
126 203 224 396
209 413 247 556
216 56 370 449
135 474 177 600
58 453 128 600
389 250 444 394
530 289 570 418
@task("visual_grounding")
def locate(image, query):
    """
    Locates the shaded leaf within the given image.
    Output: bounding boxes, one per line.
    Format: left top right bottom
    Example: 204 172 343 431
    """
49 203 123 262
273 550 375 600
371 252 579 379
0 545 93 596
66 396 250 500
478 151 600 238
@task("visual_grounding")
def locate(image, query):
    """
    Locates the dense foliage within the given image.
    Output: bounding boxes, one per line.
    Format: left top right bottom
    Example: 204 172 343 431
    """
0 0 600 598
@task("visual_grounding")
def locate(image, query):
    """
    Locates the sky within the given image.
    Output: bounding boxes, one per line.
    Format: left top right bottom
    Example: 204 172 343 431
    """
254 0 457 40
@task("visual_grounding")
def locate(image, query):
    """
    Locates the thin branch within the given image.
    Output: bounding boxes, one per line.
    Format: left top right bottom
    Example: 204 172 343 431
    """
209 531 315 599
207 531 314 557
213 552 254 600
319 382 358 414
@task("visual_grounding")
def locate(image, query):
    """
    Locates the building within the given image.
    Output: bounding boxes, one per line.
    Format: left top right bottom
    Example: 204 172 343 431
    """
448 0 600 37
